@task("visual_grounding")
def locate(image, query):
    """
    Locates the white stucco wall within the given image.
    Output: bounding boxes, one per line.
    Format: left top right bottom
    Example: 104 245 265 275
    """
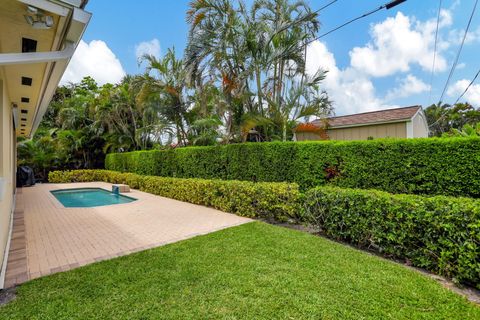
0 78 16 288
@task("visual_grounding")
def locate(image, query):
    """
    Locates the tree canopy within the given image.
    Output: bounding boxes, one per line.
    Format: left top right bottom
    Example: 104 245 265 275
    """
19 0 334 180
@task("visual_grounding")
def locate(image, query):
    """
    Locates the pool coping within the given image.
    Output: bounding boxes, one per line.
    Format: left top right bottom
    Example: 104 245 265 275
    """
47 185 139 209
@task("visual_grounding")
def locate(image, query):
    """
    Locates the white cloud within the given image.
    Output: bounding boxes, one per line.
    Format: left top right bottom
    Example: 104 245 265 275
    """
349 11 451 77
304 8 466 115
306 41 388 115
448 26 480 45
135 39 161 61
386 75 430 100
61 40 126 85
447 80 480 106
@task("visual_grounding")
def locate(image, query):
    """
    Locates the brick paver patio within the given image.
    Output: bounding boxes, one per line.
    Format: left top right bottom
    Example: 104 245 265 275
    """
4 182 251 288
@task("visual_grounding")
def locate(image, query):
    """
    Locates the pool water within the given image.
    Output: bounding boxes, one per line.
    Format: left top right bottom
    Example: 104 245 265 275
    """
51 188 137 208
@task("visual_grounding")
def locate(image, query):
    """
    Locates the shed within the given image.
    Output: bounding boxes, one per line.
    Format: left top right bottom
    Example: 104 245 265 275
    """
295 106 429 141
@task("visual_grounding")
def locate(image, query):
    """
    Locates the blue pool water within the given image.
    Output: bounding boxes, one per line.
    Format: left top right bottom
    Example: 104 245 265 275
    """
51 188 137 208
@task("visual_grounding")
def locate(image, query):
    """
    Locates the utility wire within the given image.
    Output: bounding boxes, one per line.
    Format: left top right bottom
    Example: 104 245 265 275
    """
273 0 341 40
317 0 339 13
454 69 480 105
429 0 479 129
437 0 478 106
427 0 442 106
304 0 407 46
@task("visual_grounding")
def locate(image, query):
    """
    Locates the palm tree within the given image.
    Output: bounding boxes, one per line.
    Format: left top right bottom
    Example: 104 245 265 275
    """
265 70 331 141
139 49 189 145
17 131 60 181
185 0 330 142
186 0 254 141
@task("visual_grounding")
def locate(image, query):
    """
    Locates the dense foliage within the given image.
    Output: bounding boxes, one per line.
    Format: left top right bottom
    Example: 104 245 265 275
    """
18 78 105 181
50 169 480 289
184 0 331 142
19 0 333 179
48 170 301 221
304 186 480 289
425 102 480 137
443 122 480 137
106 137 480 197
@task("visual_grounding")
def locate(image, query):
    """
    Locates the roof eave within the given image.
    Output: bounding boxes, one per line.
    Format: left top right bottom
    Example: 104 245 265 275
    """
29 6 91 137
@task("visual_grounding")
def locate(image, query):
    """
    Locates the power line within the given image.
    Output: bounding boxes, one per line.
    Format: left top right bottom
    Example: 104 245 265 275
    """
437 0 478 106
317 0 339 13
274 0 341 39
305 0 407 46
454 69 480 105
427 0 442 106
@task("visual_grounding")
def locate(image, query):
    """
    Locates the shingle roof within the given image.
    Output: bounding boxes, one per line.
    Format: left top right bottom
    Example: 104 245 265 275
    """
313 106 421 128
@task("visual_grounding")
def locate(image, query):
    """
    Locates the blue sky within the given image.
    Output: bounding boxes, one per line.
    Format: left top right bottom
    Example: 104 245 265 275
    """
61 0 480 115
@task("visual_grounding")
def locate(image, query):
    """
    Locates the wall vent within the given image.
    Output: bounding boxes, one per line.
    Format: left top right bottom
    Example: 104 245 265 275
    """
22 38 37 53
21 77 33 86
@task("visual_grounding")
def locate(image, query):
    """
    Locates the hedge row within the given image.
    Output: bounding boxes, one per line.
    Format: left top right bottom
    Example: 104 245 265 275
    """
105 138 480 197
49 169 480 288
304 187 480 289
48 170 301 221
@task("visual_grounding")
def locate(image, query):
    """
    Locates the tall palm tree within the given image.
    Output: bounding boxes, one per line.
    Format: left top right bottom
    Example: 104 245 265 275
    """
139 49 189 145
186 0 253 141
185 0 330 142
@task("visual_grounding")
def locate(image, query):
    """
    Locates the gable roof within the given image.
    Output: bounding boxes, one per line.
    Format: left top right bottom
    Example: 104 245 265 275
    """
313 106 422 129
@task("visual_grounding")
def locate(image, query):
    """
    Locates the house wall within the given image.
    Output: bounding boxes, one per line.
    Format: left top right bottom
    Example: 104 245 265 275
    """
327 122 407 141
296 122 408 141
295 132 326 141
0 78 16 286
412 111 429 138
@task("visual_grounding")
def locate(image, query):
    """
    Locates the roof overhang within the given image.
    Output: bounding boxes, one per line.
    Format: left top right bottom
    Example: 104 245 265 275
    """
0 0 91 138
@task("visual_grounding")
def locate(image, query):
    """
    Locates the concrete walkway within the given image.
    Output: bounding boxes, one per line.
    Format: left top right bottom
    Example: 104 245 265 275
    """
4 182 251 288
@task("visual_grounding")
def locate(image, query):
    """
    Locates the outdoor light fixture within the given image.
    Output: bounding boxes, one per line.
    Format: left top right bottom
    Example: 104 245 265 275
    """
24 15 34 25
24 5 54 29
27 5 38 14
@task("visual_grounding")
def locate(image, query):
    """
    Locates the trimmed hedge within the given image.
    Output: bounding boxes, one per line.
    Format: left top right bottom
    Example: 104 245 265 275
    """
49 169 480 288
48 170 301 222
105 138 480 197
304 186 480 289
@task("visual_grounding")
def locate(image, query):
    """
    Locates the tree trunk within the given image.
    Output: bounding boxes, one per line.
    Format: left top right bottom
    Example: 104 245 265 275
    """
255 67 263 115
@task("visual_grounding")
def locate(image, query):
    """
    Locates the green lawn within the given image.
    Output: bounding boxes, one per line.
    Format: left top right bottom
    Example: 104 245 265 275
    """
2 222 479 319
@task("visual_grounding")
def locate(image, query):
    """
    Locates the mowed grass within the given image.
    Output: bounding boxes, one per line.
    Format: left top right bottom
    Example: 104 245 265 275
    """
2 222 479 319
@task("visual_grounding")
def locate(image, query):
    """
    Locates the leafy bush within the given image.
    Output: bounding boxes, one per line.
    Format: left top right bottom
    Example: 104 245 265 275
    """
48 170 301 221
303 186 480 289
105 138 480 197
49 169 480 288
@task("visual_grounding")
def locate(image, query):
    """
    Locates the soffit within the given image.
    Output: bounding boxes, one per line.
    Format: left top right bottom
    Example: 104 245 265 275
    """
0 0 61 137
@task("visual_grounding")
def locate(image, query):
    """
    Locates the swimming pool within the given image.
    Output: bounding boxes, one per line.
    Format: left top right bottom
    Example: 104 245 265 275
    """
51 188 137 208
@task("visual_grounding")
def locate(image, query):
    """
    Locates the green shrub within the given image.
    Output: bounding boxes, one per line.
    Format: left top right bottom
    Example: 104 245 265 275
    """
105 138 480 197
48 170 301 221
49 169 480 289
303 186 480 289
